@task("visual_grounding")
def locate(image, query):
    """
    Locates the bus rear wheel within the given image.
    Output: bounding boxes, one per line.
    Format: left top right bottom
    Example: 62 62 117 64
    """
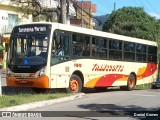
127 74 136 91
66 75 82 93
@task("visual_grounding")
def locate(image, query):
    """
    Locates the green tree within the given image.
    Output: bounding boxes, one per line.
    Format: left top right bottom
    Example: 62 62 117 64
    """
102 7 160 41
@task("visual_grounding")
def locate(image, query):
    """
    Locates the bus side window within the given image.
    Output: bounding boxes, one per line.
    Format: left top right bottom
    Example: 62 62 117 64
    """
72 33 83 56
51 31 60 64
97 38 107 58
109 40 122 60
51 31 71 64
92 37 98 57
124 42 135 61
57 35 70 56
148 46 157 63
81 35 90 57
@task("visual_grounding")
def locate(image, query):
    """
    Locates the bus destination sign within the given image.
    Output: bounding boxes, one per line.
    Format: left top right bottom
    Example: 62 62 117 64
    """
19 27 47 33
13 24 51 34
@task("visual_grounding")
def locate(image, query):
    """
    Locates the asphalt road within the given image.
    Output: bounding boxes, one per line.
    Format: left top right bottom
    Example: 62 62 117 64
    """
2 89 160 120
30 89 160 119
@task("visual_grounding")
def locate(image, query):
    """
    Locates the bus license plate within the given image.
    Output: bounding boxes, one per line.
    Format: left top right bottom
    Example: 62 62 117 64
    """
19 80 28 84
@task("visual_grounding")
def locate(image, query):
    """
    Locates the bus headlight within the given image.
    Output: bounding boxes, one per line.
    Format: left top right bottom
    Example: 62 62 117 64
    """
38 68 45 77
7 69 11 77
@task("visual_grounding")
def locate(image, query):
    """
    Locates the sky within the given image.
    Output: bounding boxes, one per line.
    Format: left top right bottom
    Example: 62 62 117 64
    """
82 0 160 19
0 0 159 19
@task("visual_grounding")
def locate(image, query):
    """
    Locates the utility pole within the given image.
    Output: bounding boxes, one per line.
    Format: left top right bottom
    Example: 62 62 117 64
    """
114 2 116 11
60 0 67 24
81 1 83 27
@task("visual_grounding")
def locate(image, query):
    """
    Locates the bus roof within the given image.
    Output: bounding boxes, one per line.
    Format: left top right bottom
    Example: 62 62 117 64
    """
17 22 157 46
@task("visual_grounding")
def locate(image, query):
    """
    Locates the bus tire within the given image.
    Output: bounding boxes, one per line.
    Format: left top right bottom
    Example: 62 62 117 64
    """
127 74 136 91
66 75 82 93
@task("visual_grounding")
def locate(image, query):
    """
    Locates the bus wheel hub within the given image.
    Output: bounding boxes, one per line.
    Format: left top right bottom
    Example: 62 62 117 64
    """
70 79 79 91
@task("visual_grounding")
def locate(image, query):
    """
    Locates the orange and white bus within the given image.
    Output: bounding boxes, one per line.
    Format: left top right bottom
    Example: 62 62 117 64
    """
6 22 158 93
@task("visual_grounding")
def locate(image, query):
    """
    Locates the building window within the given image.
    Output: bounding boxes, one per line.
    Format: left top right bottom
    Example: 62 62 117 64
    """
8 14 18 29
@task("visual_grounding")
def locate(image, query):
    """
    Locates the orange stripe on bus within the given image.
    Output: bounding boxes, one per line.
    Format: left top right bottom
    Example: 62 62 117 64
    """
84 76 101 87
137 67 147 76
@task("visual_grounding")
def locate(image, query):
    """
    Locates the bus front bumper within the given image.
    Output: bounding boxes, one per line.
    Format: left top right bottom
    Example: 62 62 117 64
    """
6 75 49 88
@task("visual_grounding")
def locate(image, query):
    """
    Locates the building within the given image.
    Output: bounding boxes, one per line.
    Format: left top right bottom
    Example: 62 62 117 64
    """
0 0 96 33
0 0 33 34
0 0 33 68
70 1 96 29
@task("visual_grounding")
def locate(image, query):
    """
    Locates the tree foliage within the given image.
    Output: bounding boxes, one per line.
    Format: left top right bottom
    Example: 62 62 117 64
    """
102 7 160 41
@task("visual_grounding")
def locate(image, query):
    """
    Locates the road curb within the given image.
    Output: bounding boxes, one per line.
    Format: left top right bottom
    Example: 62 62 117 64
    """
0 93 86 111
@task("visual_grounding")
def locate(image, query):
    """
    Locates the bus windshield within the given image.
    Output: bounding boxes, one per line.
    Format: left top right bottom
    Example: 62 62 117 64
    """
8 33 49 66
7 24 51 73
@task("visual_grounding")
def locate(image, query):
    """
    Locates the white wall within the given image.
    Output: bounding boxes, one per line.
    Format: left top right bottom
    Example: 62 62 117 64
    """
38 0 59 8
0 9 32 34
0 10 8 34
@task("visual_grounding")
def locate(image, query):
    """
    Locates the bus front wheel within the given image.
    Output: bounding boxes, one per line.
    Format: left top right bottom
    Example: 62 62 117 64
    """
66 75 82 93
127 74 136 91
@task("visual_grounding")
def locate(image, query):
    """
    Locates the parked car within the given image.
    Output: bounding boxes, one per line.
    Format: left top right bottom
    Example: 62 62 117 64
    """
151 77 160 89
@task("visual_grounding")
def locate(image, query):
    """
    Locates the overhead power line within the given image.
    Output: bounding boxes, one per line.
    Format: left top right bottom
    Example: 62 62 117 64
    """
146 0 160 15
133 0 139 6
138 0 150 13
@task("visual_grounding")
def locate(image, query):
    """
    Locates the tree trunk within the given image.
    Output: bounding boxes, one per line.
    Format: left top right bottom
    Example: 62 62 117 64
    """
32 14 40 22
